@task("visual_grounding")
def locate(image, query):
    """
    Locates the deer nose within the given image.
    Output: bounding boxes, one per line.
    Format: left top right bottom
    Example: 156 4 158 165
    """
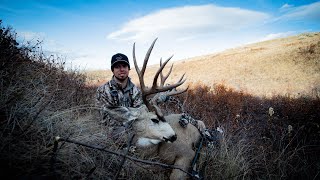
169 134 177 142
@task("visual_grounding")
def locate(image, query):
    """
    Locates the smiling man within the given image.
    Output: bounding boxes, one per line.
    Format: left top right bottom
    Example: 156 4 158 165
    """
96 53 143 147
96 53 143 109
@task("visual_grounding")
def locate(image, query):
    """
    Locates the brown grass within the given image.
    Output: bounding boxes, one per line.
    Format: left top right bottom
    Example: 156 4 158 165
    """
87 32 320 98
1 20 319 179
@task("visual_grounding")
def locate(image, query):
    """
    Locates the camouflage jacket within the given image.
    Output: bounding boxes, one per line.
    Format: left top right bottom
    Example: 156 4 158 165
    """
96 76 143 127
96 76 143 110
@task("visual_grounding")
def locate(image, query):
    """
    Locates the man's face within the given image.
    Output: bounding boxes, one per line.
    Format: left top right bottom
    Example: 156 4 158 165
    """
112 63 129 81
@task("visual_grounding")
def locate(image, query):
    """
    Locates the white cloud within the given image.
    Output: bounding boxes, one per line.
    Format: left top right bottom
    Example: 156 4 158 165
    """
107 4 270 42
258 31 297 41
279 2 320 21
280 3 294 11
105 4 272 69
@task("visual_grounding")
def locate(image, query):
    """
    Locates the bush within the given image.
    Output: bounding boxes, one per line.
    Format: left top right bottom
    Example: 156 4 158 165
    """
1 20 319 179
169 83 320 179
0 20 96 178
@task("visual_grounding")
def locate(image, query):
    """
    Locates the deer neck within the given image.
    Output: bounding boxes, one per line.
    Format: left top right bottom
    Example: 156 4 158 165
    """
134 137 161 157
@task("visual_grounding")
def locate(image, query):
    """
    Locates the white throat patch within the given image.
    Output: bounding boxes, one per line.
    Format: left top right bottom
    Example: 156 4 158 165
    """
136 137 161 147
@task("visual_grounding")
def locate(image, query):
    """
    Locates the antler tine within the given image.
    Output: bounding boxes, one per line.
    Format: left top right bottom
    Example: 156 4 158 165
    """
159 58 174 87
133 38 158 91
133 42 145 89
160 58 163 84
152 55 173 89
133 38 188 118
133 41 149 110
133 38 159 111
157 73 186 93
133 43 139 73
165 86 189 97
141 38 158 76
159 57 188 96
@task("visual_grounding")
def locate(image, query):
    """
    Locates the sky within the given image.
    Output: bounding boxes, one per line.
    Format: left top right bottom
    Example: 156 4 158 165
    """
1 0 319 70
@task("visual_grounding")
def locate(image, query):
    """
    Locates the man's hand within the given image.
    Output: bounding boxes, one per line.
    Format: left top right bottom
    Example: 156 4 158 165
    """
197 120 206 132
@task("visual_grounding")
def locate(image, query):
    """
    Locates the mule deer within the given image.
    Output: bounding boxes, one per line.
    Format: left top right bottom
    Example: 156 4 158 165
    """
104 39 205 179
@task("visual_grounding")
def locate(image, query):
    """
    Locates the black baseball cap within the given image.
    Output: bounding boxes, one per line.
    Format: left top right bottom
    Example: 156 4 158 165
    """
111 53 130 70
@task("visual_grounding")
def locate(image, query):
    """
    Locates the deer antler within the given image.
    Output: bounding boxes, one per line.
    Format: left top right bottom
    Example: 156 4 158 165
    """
133 38 187 118
159 58 173 87
159 59 188 97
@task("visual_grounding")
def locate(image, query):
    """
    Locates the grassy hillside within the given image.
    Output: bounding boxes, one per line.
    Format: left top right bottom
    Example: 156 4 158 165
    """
87 32 320 97
1 20 319 180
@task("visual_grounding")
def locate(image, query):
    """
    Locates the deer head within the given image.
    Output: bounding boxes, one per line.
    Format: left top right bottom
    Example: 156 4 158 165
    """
133 38 188 121
103 106 177 147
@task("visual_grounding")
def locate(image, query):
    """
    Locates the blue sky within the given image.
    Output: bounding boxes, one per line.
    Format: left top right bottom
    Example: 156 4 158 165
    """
1 0 319 70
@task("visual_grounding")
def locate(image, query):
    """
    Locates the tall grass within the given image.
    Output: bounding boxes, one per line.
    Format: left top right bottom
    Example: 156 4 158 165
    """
170 83 320 179
0 20 96 177
1 20 319 179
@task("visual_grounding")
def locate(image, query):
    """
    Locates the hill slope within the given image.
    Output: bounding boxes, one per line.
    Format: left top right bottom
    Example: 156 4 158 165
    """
86 32 320 97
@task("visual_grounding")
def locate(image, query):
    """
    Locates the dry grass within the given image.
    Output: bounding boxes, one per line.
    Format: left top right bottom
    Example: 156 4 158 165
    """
87 32 320 98
1 20 319 179
0 20 168 179
174 84 320 179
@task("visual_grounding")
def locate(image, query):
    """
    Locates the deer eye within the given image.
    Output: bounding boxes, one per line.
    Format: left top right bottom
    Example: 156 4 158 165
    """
151 118 159 124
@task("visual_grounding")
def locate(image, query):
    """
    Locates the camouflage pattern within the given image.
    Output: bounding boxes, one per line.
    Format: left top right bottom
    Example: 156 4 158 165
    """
96 76 143 126
96 76 143 147
96 76 142 108
179 113 198 128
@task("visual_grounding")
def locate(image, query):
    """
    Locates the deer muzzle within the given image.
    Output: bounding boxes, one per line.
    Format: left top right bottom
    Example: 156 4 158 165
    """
164 134 177 143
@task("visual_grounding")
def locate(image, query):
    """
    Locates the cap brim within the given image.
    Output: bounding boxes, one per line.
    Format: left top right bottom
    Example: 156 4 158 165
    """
111 60 130 67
